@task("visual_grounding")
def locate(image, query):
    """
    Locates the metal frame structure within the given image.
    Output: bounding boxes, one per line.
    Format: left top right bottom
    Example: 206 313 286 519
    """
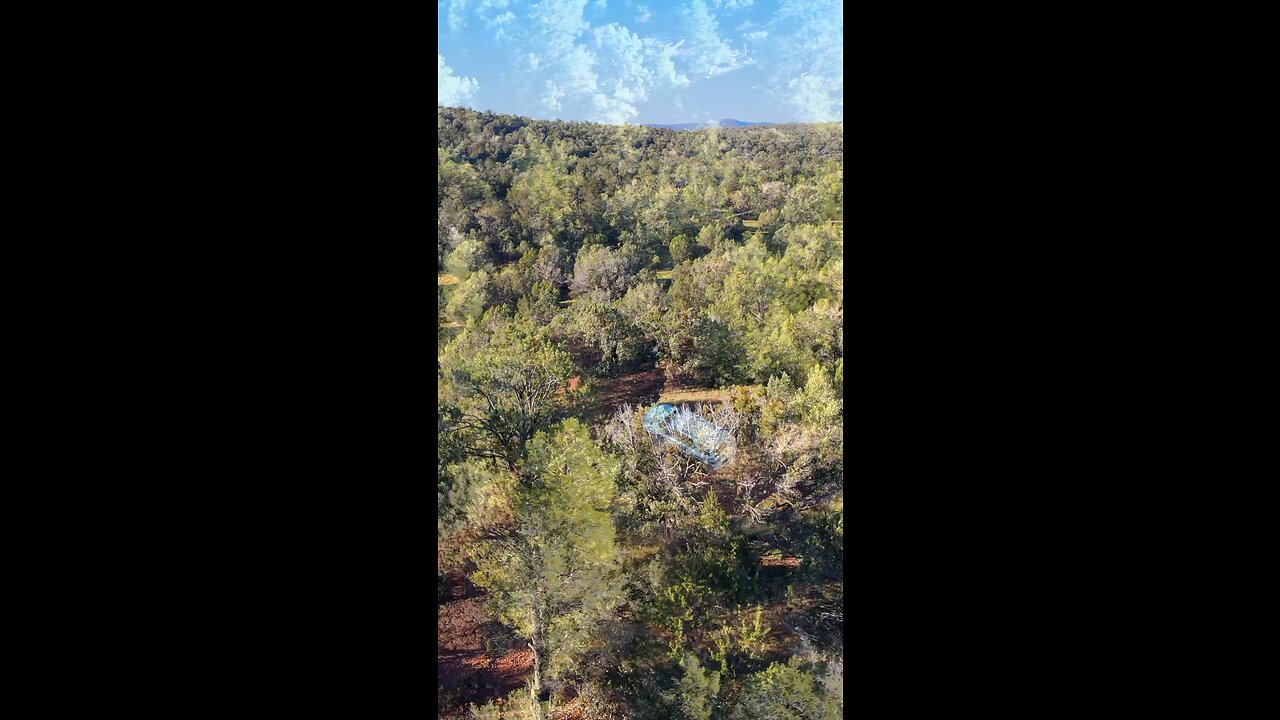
642 403 735 469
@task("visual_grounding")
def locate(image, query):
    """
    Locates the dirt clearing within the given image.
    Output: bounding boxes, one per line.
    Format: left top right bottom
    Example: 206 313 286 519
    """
438 570 532 718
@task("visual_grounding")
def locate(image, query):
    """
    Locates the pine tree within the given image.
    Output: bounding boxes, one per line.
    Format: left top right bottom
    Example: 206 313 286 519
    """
470 420 622 719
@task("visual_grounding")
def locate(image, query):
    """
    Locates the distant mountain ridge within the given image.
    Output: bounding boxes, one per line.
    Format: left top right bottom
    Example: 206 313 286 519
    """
642 119 775 130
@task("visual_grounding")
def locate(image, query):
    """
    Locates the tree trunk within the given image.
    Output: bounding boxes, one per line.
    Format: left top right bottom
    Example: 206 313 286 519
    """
528 595 547 720
528 641 545 720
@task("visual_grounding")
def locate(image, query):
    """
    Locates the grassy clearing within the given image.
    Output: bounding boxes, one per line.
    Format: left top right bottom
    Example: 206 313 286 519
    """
658 388 726 404
658 383 764 405
438 273 461 286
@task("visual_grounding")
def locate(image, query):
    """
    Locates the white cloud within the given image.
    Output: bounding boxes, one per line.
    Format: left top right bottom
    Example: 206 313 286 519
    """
786 74 840 122
439 0 841 124
472 0 512 29
591 94 635 125
765 0 843 121
522 0 594 114
586 24 648 122
530 0 592 51
544 80 565 111
645 37 691 89
486 10 516 41
581 24 692 123
465 0 707 123
439 54 479 107
446 0 470 32
679 0 748 78
557 45 598 98
482 14 690 124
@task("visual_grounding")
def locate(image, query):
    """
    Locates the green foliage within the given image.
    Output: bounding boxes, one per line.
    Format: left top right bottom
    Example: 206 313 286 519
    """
710 625 733 672
571 244 635 302
805 510 844 569
791 364 841 427
661 580 704 626
437 107 843 716
438 458 515 536
490 251 539 306
445 270 493 325
760 373 796 436
669 234 691 264
667 617 685 660
617 282 666 339
509 164 573 239
468 686 536 720
727 385 765 445
446 233 493 279
439 319 577 470
656 308 739 385
549 299 649 377
739 605 771 660
698 490 728 535
533 244 570 288
516 280 561 326
694 224 721 254
470 420 623 685
732 657 841 720
756 207 783 236
685 491 748 601
664 653 720 720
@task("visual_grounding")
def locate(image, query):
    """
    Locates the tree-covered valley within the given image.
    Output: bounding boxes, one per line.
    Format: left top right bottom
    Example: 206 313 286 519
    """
438 106 843 720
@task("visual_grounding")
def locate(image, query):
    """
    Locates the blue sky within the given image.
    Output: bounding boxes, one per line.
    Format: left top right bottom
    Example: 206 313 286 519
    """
438 0 842 125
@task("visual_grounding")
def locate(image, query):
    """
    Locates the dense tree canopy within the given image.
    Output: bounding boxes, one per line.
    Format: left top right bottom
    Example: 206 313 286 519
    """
439 107 842 720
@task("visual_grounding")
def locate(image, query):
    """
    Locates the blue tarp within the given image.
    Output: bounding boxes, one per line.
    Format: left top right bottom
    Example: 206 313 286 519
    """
643 403 734 469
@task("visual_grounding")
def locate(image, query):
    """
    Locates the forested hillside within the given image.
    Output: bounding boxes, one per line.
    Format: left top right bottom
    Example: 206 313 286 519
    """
438 106 843 720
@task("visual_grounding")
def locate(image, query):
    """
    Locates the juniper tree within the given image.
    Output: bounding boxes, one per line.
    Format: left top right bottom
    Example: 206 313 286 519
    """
439 320 577 474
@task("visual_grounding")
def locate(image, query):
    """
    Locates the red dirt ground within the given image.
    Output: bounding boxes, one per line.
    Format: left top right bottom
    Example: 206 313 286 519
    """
574 365 666 424
438 365 738 717
438 570 533 718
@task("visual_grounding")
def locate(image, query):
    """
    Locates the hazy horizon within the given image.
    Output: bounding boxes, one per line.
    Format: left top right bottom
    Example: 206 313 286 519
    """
437 106 846 127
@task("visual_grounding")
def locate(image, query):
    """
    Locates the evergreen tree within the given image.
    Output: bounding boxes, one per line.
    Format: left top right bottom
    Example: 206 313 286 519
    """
439 321 577 473
732 657 841 720
470 420 622 719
